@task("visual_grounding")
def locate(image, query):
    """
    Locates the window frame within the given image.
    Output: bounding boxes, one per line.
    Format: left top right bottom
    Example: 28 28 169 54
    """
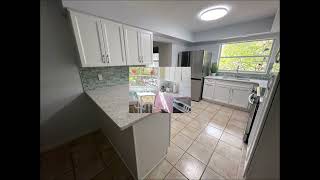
217 38 275 74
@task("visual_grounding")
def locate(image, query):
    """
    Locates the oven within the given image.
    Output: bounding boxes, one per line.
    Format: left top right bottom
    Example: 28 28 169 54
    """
173 97 191 113
243 87 260 143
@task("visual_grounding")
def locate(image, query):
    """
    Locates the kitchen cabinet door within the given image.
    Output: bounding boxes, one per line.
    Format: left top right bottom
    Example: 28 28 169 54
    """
213 84 231 104
164 67 171 81
139 31 153 65
169 67 175 81
69 10 106 67
181 67 191 81
174 67 182 83
202 83 214 100
230 87 251 109
123 25 140 65
100 19 126 66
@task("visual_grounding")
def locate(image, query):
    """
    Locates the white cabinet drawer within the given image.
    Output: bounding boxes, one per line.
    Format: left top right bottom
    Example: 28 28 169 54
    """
204 78 215 84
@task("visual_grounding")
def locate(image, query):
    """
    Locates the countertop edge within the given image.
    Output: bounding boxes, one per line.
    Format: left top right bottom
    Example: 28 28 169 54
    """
204 76 267 88
85 91 153 131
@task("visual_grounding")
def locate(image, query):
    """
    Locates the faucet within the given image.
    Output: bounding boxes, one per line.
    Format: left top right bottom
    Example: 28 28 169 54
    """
235 65 240 78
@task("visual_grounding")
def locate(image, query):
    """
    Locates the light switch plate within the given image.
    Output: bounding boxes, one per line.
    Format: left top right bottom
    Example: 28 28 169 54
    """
98 74 103 81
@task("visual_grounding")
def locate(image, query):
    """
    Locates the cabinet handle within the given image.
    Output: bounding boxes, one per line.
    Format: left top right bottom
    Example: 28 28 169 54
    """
141 56 143 63
102 54 106 63
106 54 110 63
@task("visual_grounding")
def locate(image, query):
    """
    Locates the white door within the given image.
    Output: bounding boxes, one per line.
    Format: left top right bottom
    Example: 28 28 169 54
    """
202 83 214 100
229 87 251 109
69 10 106 67
100 19 126 66
140 31 153 65
123 26 140 65
213 84 231 104
174 67 182 83
181 67 191 81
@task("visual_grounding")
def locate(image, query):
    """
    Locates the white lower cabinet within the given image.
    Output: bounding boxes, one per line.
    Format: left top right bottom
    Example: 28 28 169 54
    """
202 83 214 100
229 86 252 108
202 78 254 109
212 83 231 104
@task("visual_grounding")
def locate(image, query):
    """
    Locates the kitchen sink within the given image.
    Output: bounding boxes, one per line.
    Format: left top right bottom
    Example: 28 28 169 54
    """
222 76 250 81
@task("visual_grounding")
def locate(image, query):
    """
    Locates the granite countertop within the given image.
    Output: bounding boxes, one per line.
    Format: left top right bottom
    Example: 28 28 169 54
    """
205 76 268 88
85 84 152 130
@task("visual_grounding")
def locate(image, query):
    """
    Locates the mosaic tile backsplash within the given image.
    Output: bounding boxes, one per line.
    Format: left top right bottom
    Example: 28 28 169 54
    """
79 66 129 91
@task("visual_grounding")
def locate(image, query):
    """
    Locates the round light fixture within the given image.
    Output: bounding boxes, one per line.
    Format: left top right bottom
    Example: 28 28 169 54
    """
199 7 229 21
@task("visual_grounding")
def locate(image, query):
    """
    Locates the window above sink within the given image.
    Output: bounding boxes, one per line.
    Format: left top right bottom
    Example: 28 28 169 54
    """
218 39 274 74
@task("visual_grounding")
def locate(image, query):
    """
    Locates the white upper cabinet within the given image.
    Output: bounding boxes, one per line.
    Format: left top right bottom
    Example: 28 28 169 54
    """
100 19 126 66
69 10 106 67
123 25 140 65
139 31 153 65
69 10 153 67
123 25 153 66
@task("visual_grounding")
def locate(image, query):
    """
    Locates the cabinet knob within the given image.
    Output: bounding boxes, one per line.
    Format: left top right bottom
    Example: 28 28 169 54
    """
102 54 106 63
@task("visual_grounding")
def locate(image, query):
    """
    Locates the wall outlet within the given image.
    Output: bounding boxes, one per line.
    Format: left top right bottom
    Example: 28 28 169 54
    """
98 74 103 81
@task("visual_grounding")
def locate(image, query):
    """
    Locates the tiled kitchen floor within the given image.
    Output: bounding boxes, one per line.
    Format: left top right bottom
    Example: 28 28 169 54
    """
40 100 248 180
40 131 134 180
147 100 249 180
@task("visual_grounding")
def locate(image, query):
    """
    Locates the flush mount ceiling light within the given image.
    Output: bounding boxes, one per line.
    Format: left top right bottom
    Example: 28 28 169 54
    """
199 6 229 21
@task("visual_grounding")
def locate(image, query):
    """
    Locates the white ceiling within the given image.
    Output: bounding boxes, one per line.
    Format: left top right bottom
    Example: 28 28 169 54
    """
63 0 279 42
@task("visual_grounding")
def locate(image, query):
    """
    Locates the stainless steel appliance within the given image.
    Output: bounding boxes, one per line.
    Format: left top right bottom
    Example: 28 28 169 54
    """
177 50 212 101
243 87 261 143
173 97 191 113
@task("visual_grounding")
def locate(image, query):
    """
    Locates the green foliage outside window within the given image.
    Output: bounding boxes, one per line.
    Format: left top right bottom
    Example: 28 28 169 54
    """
219 39 274 73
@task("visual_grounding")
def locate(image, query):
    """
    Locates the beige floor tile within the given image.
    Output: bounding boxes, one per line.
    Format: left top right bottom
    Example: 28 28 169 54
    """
208 119 228 130
147 159 173 180
220 132 243 149
164 167 188 180
172 113 182 120
176 115 193 125
214 141 242 163
219 106 234 114
171 127 180 139
187 141 213 165
185 111 199 118
175 153 206 180
166 143 184 165
228 118 247 130
171 120 186 131
207 103 222 110
171 133 194 151
201 167 225 180
217 110 232 117
180 126 202 140
224 123 244 138
211 112 230 124
232 110 249 119
192 107 203 115
203 126 223 139
188 120 207 131
204 106 219 114
208 152 239 179
196 133 219 151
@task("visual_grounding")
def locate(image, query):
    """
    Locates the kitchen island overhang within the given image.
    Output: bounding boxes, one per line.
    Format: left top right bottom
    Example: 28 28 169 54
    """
86 85 170 179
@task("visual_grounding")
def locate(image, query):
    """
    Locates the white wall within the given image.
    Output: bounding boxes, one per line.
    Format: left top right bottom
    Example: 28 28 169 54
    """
193 17 274 42
40 0 99 151
171 43 187 67
154 41 172 67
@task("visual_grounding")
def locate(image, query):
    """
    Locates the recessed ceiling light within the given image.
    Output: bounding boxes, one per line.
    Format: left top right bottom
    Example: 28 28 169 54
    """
199 7 229 21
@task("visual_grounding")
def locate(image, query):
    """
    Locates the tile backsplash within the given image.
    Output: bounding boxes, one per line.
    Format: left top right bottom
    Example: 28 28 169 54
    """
79 66 129 91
